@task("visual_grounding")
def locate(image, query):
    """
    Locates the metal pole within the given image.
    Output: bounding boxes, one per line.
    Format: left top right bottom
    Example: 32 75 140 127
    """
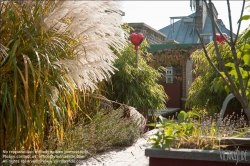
136 49 138 68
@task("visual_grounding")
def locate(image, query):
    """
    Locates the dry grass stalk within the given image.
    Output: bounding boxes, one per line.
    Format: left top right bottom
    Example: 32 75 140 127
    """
44 0 127 91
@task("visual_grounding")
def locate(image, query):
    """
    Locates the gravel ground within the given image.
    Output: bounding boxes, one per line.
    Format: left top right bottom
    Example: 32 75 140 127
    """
76 129 158 166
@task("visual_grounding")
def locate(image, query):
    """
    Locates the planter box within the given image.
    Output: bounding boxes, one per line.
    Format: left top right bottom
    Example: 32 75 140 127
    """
219 138 250 151
145 148 250 166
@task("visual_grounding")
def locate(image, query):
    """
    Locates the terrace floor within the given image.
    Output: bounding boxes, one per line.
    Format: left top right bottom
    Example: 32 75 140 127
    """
77 129 158 166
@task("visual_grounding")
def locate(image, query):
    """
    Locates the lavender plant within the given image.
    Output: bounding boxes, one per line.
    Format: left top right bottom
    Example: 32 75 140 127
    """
149 110 250 150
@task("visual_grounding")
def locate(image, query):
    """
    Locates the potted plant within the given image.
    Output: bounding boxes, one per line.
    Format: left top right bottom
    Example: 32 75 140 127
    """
145 110 250 166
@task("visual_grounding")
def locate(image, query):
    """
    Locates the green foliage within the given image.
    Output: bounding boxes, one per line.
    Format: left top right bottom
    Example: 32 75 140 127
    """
104 38 168 113
211 31 250 105
45 109 140 155
0 1 80 151
149 111 204 149
188 6 250 118
239 15 250 41
0 1 125 152
190 9 250 119
186 43 241 114
230 35 250 103
149 111 250 150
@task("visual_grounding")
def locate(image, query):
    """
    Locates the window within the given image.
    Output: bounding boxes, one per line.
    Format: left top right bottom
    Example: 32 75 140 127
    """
203 35 213 43
197 35 213 44
166 76 174 83
166 66 174 83
183 18 194 26
166 66 173 76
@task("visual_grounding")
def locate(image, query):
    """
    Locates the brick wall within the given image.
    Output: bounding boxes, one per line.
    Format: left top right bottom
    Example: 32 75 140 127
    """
195 0 207 30
128 23 166 44
186 58 193 97
138 28 165 44
182 63 186 99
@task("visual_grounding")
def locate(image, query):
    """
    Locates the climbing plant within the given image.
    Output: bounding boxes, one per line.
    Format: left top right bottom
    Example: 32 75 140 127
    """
149 45 202 82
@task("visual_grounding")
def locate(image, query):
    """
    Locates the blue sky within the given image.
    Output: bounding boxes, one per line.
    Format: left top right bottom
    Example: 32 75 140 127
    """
121 1 250 34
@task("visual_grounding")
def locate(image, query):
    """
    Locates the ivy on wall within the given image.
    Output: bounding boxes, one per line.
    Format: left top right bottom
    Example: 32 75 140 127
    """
149 45 203 82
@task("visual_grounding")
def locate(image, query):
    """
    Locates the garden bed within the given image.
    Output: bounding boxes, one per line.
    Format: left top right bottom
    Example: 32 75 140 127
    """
145 147 250 166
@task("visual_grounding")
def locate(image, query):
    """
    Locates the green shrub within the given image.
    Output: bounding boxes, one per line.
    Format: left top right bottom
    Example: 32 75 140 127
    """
104 24 168 115
186 43 241 115
45 109 140 157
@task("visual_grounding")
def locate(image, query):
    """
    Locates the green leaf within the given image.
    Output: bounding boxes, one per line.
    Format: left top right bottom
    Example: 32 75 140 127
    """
162 137 174 149
187 122 194 129
177 111 186 122
229 69 237 79
213 125 218 132
186 111 200 118
147 123 156 127
225 62 235 68
243 54 250 65
242 30 250 40
165 127 173 136
158 115 165 124
238 15 250 23
237 50 242 59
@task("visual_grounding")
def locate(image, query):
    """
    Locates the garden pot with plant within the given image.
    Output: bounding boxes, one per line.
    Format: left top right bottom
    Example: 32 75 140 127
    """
145 110 250 166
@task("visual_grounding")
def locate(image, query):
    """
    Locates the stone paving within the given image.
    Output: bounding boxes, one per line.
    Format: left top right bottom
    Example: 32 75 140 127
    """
77 129 158 166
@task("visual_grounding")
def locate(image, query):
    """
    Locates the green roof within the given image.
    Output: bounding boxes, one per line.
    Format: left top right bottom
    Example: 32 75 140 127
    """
148 43 201 52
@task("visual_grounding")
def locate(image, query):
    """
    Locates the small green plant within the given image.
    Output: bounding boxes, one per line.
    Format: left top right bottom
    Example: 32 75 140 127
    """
149 110 250 150
148 110 205 149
